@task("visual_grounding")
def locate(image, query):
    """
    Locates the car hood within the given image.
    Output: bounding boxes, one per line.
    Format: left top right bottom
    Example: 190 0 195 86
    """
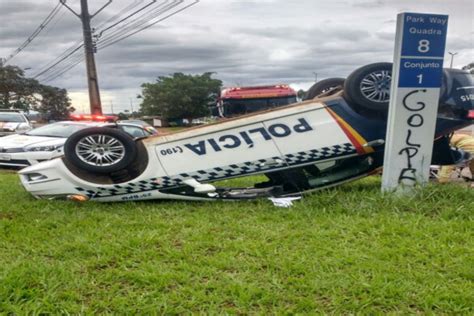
0 122 22 129
0 135 66 148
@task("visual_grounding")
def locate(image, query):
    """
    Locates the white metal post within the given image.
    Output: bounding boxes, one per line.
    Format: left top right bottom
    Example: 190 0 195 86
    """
382 12 449 193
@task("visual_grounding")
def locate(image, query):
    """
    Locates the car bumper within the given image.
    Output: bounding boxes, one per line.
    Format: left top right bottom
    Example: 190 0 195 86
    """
0 131 17 137
19 159 74 198
0 151 61 168
18 158 195 202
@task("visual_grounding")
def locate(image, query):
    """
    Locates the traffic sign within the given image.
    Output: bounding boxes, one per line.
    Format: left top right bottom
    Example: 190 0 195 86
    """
401 13 448 58
382 12 448 193
399 58 444 88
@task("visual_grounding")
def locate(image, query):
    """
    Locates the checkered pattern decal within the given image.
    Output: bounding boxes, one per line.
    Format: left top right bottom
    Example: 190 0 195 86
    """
283 143 355 166
76 143 356 198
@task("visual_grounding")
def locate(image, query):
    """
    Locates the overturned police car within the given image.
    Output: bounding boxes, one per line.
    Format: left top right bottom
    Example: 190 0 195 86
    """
19 63 474 202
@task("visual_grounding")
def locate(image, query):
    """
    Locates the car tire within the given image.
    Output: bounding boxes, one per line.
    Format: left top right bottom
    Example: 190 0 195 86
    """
64 127 138 174
304 77 345 100
344 62 393 113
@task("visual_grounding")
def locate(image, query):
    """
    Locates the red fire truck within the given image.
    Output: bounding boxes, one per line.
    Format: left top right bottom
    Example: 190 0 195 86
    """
216 84 297 117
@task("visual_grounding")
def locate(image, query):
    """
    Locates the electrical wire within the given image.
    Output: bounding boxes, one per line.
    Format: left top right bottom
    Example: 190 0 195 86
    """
32 43 84 79
4 2 63 64
95 0 174 47
94 0 144 31
99 0 198 50
96 0 186 49
41 53 84 82
31 0 148 80
33 0 199 82
31 38 84 76
96 0 155 38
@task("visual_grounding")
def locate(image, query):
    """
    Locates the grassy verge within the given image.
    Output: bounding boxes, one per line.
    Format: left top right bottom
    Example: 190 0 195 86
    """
0 170 473 314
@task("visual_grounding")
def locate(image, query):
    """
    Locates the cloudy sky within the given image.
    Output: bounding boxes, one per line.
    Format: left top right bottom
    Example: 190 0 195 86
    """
1 0 473 113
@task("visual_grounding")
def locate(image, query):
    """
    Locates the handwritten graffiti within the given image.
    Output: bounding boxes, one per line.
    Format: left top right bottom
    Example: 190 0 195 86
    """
398 89 427 184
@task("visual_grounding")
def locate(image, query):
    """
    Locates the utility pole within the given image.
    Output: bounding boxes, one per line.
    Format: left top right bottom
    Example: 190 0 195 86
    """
312 72 318 82
60 0 112 115
130 98 134 113
448 51 458 68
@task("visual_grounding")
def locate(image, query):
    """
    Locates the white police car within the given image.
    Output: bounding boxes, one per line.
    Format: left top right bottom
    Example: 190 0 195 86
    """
0 120 157 168
19 63 474 202
0 110 33 137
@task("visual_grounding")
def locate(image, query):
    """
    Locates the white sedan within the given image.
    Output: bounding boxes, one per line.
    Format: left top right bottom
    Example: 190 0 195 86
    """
0 120 157 168
0 110 33 137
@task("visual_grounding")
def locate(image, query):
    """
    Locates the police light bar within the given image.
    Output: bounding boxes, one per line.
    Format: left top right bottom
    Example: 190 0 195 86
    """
70 114 118 122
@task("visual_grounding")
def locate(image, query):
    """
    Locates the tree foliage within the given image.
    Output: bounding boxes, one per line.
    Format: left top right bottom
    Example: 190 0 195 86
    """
0 64 41 110
0 63 74 120
140 72 222 120
297 89 306 100
34 85 75 121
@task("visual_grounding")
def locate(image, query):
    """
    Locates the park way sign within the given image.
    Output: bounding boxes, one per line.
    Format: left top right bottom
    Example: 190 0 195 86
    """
382 12 448 192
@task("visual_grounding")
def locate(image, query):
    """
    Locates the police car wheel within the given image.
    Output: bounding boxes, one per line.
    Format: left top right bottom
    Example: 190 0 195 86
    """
304 77 345 100
344 62 393 113
64 127 138 174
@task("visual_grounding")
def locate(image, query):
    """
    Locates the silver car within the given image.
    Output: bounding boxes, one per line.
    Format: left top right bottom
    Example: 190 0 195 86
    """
0 110 33 137
0 120 157 168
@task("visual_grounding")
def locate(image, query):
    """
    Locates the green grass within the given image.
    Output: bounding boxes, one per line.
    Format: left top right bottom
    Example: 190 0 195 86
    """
0 170 473 314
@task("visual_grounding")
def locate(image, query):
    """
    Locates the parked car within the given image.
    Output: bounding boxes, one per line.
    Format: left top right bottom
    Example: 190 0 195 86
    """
117 120 159 135
0 120 157 168
0 110 33 137
19 63 474 202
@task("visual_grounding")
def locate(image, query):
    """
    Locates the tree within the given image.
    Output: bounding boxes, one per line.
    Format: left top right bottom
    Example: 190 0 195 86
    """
0 63 74 119
297 89 306 100
140 72 222 121
0 64 41 110
34 85 75 121
117 112 129 120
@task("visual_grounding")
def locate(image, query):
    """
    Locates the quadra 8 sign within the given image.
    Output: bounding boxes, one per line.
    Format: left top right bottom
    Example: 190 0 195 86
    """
382 12 448 192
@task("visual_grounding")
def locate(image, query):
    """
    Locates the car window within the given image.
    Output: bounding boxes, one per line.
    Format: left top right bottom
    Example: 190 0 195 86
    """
121 125 147 138
25 123 94 137
0 113 26 123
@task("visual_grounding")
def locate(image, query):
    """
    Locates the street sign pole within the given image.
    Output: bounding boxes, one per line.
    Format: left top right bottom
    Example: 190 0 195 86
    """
382 12 448 193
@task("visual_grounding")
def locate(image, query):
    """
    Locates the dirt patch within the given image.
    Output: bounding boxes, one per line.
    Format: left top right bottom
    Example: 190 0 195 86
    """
0 212 14 220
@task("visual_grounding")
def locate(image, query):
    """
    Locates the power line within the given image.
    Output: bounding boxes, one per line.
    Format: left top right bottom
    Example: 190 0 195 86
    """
31 38 84 76
99 0 198 50
39 0 149 79
96 0 159 38
33 44 84 78
39 47 85 82
3 2 63 64
97 0 189 49
32 0 199 83
94 0 145 33
95 0 174 47
42 54 84 83
22 7 70 59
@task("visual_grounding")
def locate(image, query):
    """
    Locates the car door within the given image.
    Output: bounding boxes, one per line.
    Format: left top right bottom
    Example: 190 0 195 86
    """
154 120 284 181
153 104 353 183
261 106 355 168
